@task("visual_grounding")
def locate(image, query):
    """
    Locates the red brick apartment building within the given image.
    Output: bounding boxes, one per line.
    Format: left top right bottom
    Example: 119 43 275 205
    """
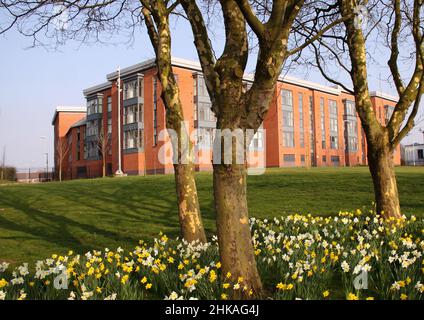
52 57 400 180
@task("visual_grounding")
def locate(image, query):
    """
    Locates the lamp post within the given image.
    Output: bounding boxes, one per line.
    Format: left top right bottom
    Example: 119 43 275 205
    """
115 67 124 176
44 152 49 180
343 119 352 167
40 136 49 181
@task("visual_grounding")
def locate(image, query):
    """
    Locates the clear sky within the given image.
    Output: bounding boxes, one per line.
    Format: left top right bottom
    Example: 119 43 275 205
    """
0 16 422 169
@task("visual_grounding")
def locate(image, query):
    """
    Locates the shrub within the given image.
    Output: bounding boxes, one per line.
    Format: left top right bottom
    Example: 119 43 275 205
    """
0 166 16 182
0 209 423 300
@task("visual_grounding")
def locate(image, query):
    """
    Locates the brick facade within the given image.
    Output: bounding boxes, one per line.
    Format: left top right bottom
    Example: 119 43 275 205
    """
52 58 401 180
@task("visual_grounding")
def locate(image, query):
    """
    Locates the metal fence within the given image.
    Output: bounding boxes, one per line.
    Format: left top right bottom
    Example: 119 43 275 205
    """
15 168 55 183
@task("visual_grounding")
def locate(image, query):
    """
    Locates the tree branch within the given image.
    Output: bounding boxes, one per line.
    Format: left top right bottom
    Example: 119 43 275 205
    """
179 0 220 103
288 15 351 56
235 0 265 39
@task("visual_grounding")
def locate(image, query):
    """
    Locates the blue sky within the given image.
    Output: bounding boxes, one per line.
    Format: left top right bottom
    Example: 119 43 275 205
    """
0 18 422 169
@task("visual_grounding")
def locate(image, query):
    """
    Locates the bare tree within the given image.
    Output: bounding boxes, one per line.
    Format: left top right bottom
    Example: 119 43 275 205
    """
294 0 424 218
140 0 207 243
96 128 111 178
0 146 5 180
179 0 346 297
56 136 70 182
0 0 207 243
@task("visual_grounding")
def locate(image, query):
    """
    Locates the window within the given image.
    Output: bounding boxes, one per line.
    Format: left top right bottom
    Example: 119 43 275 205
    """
320 98 326 148
87 97 102 115
283 154 295 162
282 110 294 127
309 96 315 160
418 149 424 159
124 105 140 125
347 137 358 152
197 128 214 149
329 100 338 116
329 100 338 150
153 78 158 146
346 121 357 135
283 132 294 147
107 96 112 112
123 79 141 100
124 130 140 149
345 100 355 116
282 90 293 107
300 155 305 163
282 90 294 148
197 76 208 97
107 118 112 134
322 155 327 162
87 141 98 158
299 93 304 148
249 126 264 150
299 93 304 128
330 118 338 133
330 136 338 149
300 134 305 149
86 120 99 137
331 156 340 163
198 102 216 121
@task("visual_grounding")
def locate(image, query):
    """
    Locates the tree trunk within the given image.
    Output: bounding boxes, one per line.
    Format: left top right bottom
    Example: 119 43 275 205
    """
59 165 62 182
213 163 263 299
103 158 106 178
367 139 401 219
174 163 206 243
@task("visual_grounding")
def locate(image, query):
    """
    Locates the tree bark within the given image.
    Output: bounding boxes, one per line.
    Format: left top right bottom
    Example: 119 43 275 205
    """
213 163 262 298
174 163 206 243
141 2 207 243
367 135 401 219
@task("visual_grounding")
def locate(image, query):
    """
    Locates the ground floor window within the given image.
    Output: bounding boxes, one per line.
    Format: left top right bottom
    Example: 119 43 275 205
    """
283 154 295 162
330 136 338 149
331 156 340 166
124 129 144 150
282 132 294 148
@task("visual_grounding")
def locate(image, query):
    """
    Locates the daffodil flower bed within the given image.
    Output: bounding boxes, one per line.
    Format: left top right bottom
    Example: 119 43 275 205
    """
0 209 423 300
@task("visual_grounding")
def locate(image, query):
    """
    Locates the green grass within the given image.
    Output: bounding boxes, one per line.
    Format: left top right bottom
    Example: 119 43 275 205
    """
0 166 423 266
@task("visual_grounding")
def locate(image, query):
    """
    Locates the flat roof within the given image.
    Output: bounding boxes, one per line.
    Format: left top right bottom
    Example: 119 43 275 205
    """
403 143 424 148
70 118 87 128
83 56 398 101
51 106 86 125
83 82 112 97
370 91 399 103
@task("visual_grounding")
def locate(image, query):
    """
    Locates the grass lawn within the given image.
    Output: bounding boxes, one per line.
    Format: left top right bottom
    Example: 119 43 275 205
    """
0 166 423 266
